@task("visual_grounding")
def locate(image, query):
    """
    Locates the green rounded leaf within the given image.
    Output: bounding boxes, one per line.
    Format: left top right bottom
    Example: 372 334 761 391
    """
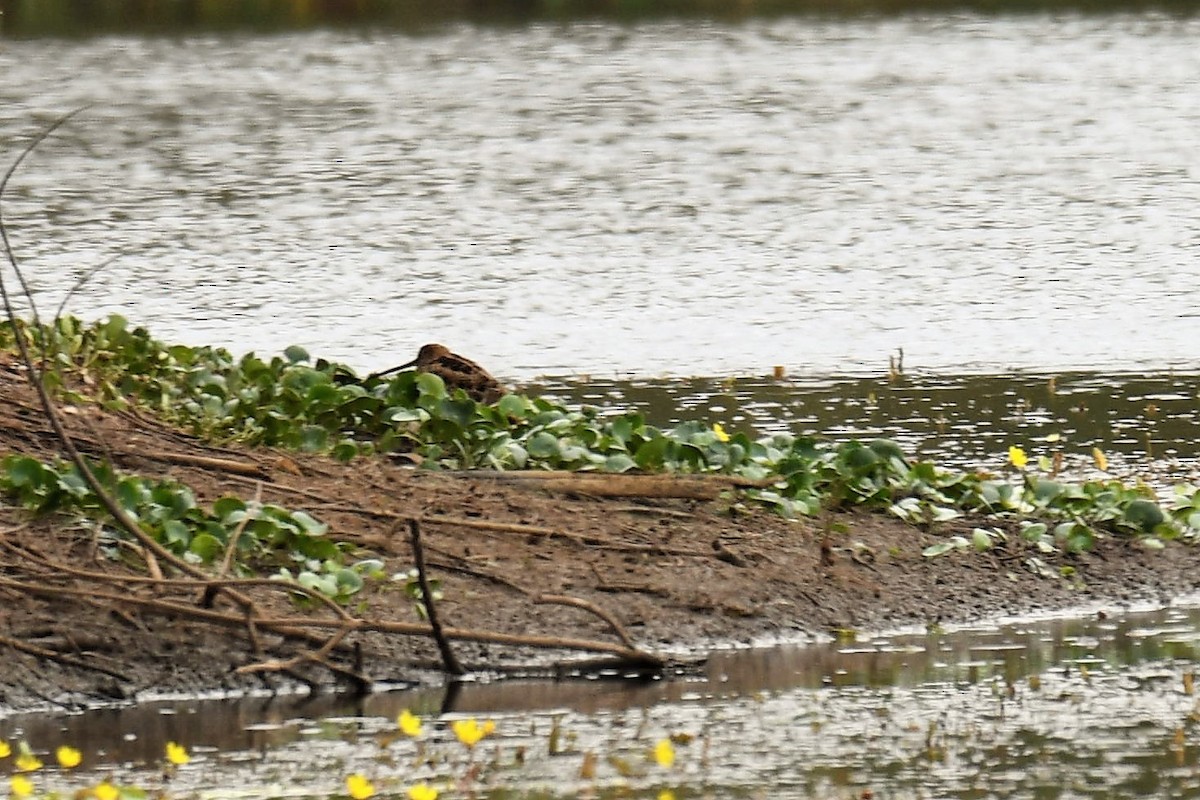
335 568 365 595
527 431 561 459
6 456 48 489
604 454 637 473
1124 499 1165 532
189 532 224 561
283 345 310 364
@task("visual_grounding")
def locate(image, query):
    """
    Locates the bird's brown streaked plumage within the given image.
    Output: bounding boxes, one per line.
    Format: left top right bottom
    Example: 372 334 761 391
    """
371 343 506 404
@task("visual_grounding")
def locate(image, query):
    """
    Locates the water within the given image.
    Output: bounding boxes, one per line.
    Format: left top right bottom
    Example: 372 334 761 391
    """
526 370 1200 489
1 15 1199 379
6 602 1200 798
4 12 1200 796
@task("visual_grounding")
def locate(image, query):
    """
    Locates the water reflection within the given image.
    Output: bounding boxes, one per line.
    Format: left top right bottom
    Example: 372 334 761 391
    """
532 370 1200 486
0 609 1199 799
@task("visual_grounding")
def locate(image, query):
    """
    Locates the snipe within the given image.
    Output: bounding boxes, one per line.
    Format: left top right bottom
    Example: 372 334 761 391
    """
370 343 506 404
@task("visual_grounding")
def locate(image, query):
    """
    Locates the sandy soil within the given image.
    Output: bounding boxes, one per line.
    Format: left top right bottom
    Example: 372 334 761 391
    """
3 353 1200 712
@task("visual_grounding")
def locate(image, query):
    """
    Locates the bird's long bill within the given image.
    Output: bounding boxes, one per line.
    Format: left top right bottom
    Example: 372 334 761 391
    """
369 356 420 380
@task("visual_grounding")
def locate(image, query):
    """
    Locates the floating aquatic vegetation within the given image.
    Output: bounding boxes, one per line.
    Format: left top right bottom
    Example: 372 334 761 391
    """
4 314 1200 565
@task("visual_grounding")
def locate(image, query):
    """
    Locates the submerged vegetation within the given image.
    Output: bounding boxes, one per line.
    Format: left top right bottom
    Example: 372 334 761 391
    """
2 314 1199 597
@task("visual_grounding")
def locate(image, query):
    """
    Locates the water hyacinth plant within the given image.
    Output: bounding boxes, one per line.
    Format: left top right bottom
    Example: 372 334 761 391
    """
3 314 1200 576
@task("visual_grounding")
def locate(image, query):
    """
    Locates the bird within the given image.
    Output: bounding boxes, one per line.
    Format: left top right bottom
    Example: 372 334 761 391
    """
368 343 506 404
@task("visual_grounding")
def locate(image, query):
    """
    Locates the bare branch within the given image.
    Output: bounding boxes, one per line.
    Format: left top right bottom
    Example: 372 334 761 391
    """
407 518 465 677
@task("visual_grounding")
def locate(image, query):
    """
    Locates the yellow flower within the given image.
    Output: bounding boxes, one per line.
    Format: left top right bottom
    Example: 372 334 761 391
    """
1092 447 1108 471
451 718 493 748
407 783 439 800
1007 446 1028 470
9 775 34 798
164 741 190 766
345 773 375 800
398 709 422 737
712 423 730 443
93 782 120 800
14 753 42 772
56 745 82 769
653 737 675 768
0 741 10 758
658 791 676 800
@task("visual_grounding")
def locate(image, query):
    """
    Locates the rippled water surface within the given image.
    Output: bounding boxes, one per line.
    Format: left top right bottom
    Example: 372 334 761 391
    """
4 14 1200 797
532 369 1200 486
1 14 1199 379
7 603 1200 798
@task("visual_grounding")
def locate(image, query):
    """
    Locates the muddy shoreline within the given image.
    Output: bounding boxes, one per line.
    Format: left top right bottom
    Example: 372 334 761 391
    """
4 356 1200 713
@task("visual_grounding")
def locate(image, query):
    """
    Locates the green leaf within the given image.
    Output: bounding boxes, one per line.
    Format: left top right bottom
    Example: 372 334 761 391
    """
632 436 671 470
971 528 994 551
527 431 561 460
1033 479 1066 504
298 425 328 452
415 372 447 401
1020 522 1049 542
7 456 47 488
1123 499 1165 533
332 441 359 462
1054 522 1095 553
283 345 310 363
335 568 364 595
610 415 634 446
56 471 90 498
189 532 223 561
213 496 247 518
162 519 192 547
922 537 967 557
436 396 477 428
386 406 425 424
869 438 908 464
297 571 338 596
930 506 961 523
497 393 530 419
290 510 328 536
604 454 637 473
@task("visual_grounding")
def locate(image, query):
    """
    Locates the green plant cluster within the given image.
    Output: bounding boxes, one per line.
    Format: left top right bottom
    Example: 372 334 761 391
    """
5 315 1200 564
0 453 378 600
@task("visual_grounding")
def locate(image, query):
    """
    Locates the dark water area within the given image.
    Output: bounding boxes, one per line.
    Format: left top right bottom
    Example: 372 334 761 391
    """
3 0 1199 38
6 602 1200 798
532 370 1200 486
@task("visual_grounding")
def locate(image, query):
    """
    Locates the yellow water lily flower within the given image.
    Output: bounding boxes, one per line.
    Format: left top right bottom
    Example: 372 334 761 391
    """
345 773 375 800
0 741 10 759
14 753 42 772
407 782 438 800
398 709 422 737
658 791 676 800
1092 447 1108 471
56 745 82 769
653 737 675 768
93 782 120 800
713 423 730 443
165 741 190 766
1007 446 1028 469
9 775 34 798
451 718 494 748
